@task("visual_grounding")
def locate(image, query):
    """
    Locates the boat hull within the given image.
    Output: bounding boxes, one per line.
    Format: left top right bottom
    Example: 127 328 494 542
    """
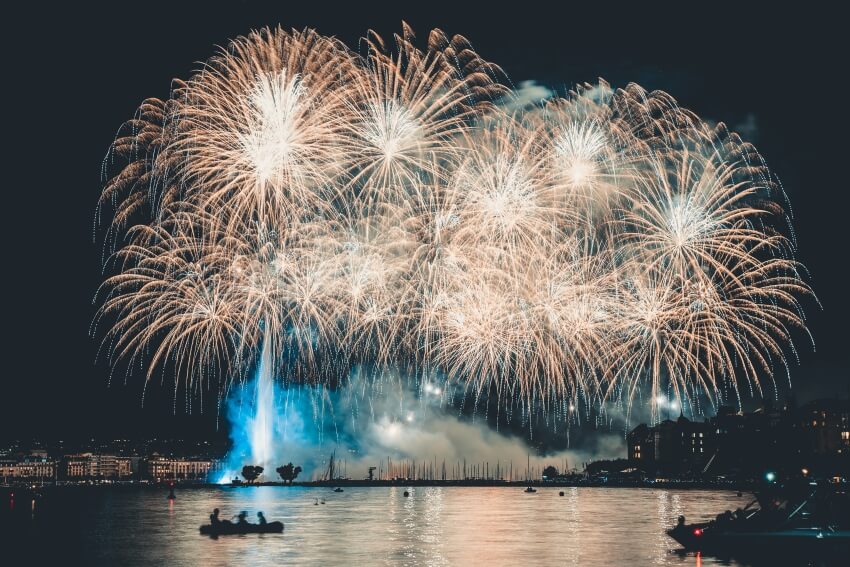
668 523 850 557
200 521 284 535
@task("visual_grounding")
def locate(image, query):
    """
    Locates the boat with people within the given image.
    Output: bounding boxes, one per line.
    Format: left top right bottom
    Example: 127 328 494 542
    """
667 475 850 558
200 521 284 536
200 509 283 536
524 486 537 493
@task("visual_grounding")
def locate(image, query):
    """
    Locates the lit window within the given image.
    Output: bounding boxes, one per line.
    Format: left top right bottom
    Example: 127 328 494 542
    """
699 433 704 438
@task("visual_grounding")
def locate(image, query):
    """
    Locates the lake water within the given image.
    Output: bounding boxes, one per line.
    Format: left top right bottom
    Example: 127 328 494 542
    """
0 486 836 566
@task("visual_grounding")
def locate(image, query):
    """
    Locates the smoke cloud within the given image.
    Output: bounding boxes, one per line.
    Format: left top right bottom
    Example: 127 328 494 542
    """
217 365 626 482
498 80 554 112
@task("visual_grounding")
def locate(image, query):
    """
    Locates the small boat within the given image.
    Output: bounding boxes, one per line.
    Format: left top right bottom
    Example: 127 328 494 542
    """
668 483 850 558
524 486 537 493
333 487 344 492
200 521 283 536
668 519 850 557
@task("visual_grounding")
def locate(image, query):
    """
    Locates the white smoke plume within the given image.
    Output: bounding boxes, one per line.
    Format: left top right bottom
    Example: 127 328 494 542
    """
218 366 625 482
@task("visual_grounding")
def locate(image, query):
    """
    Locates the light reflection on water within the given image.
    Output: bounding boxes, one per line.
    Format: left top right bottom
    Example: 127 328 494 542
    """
1 486 820 566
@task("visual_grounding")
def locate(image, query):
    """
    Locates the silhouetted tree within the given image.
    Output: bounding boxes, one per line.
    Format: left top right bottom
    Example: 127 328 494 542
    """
241 465 264 483
542 465 559 479
276 462 303 484
585 459 631 475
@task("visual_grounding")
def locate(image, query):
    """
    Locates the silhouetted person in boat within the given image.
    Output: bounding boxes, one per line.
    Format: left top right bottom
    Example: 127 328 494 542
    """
237 511 249 526
716 510 734 525
257 512 267 525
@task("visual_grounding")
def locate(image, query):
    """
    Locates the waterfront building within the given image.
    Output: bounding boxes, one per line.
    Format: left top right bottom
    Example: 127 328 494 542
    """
145 456 217 481
0 457 56 481
627 424 653 464
116 456 136 479
627 413 714 475
63 453 135 479
629 397 850 479
796 398 850 455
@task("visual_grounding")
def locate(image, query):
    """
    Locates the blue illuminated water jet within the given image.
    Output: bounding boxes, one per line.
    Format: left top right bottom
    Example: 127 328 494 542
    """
250 335 274 469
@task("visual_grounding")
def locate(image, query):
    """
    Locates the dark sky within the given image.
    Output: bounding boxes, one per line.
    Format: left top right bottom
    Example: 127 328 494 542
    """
4 1 847 441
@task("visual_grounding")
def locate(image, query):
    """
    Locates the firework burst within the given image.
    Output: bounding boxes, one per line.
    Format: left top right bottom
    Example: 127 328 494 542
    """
95 25 812 424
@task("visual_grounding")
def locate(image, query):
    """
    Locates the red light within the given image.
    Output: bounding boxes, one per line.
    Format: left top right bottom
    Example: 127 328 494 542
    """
693 528 703 536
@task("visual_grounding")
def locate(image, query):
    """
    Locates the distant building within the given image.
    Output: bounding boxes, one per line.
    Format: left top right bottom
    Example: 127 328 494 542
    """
708 402 793 476
627 424 654 464
117 456 137 479
628 398 850 479
145 456 217 481
796 399 850 455
63 453 135 480
0 457 56 480
65 453 98 478
627 413 714 475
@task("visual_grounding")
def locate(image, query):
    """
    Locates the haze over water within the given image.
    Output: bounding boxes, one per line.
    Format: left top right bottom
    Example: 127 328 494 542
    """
4 486 833 566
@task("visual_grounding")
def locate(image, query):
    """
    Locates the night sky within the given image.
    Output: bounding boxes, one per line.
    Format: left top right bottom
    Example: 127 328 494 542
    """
4 1 847 441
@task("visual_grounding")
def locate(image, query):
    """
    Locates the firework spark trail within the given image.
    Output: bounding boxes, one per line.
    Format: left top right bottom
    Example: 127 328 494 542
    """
95 25 813 430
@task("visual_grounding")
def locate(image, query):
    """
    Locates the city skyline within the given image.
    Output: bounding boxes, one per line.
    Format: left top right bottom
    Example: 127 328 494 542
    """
3 394 847 485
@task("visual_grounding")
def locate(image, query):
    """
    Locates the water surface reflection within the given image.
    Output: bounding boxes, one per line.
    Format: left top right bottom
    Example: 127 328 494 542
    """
2 486 832 566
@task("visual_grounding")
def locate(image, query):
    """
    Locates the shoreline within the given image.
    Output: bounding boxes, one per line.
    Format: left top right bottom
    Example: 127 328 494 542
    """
2 479 754 493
